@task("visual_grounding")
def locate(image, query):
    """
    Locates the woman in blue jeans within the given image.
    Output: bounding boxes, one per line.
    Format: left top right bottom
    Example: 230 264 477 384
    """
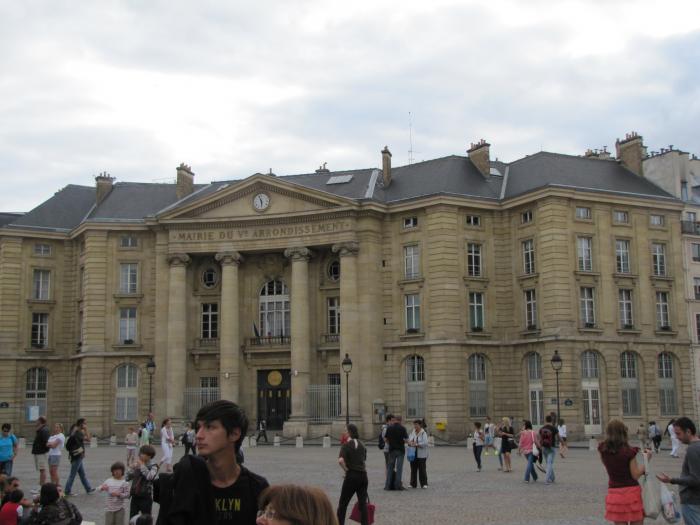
64 419 95 495
518 420 539 483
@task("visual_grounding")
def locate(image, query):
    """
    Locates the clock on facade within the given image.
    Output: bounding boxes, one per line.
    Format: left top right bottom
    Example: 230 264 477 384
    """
253 193 270 211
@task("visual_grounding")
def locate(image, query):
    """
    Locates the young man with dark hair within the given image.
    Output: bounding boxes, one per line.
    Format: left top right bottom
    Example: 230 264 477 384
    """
155 400 269 525
538 414 558 484
384 415 409 491
658 417 700 525
30 416 50 493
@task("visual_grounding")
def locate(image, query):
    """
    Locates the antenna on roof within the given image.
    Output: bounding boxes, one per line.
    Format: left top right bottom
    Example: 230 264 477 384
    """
408 112 415 165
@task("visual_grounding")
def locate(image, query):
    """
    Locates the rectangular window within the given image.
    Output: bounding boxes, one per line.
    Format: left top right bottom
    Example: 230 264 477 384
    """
616 240 631 274
467 243 482 277
695 278 700 300
687 212 697 223
693 244 700 262
522 239 535 274
613 210 629 224
469 292 484 331
650 214 665 226
33 243 51 256
652 243 667 276
696 313 700 342
524 289 537 330
580 287 596 327
466 215 481 227
404 245 420 279
32 269 50 300
327 297 340 335
25 368 47 421
403 216 418 229
577 237 593 272
31 313 48 348
656 291 670 329
659 389 677 416
120 235 138 248
622 388 641 416
576 206 592 220
530 389 544 426
405 294 421 332
521 210 533 224
119 307 137 343
119 263 138 294
200 376 219 405
619 289 633 328
201 303 218 339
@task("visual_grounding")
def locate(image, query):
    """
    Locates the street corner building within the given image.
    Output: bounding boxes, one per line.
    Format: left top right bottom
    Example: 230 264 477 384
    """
1 132 700 442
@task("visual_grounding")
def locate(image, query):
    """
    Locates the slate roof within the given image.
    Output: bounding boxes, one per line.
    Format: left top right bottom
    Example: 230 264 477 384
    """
0 213 23 227
6 185 96 231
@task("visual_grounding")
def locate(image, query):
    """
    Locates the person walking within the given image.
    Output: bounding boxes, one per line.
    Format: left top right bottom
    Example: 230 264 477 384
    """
336 424 368 525
472 422 485 472
47 423 65 487
498 417 515 473
384 415 408 490
539 415 557 484
64 418 96 496
126 426 139 466
143 413 155 445
408 419 429 489
138 423 150 448
483 416 496 456
255 419 268 444
668 419 681 458
599 419 650 525
0 424 18 476
160 418 175 473
380 414 391 470
649 421 662 454
30 416 50 493
558 419 568 458
519 420 538 483
657 417 700 525
182 423 196 456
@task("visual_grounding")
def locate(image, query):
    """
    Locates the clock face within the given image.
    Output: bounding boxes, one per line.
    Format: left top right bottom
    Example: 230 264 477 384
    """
253 193 270 211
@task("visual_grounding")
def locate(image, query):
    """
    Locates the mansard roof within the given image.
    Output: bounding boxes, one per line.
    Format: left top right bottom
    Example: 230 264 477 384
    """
5 185 96 232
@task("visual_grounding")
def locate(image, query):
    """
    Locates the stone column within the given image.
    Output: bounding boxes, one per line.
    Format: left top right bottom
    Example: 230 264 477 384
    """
166 253 190 419
332 242 360 424
283 247 313 436
215 251 243 403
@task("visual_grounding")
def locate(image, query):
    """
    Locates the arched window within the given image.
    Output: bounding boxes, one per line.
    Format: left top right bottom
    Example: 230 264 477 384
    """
658 353 677 416
115 364 138 421
620 352 640 416
581 351 602 434
581 351 599 379
406 355 425 418
25 367 47 421
259 280 290 337
468 354 487 418
527 353 543 425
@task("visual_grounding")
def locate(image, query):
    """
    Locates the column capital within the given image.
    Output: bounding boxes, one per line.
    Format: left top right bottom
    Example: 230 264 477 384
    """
332 241 359 257
215 251 244 266
167 253 191 267
284 246 314 262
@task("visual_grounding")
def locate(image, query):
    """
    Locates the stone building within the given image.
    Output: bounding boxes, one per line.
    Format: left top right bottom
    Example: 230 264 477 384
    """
0 134 693 440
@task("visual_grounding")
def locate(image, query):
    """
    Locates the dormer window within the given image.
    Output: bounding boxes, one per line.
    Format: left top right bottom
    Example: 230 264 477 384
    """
403 217 418 229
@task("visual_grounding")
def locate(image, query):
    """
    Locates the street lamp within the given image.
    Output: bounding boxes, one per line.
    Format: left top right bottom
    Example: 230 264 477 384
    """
341 353 353 426
550 350 563 424
146 357 156 414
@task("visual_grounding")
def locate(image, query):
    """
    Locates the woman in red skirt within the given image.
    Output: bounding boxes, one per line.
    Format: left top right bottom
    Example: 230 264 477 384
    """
599 419 652 525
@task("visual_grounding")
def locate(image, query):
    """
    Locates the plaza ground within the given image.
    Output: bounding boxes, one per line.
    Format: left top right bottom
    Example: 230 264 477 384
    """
9 442 686 525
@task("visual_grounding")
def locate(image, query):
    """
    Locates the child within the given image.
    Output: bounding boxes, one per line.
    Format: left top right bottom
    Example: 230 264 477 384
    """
126 445 158 519
125 427 138 467
473 422 485 471
0 489 24 524
100 461 130 525
138 423 150 447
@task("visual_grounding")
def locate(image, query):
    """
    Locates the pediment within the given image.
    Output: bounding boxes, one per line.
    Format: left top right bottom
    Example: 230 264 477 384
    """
160 175 354 220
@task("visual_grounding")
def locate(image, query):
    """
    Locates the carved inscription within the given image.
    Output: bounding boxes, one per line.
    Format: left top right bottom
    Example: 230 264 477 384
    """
171 221 351 242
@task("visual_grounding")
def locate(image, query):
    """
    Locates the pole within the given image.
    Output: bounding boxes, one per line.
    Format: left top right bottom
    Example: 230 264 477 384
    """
149 374 153 413
555 369 561 424
345 370 350 426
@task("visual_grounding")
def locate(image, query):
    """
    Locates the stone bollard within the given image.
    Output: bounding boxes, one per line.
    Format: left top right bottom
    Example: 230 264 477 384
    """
18 438 26 449
274 435 281 447
90 437 98 448
109 435 117 446
428 435 435 447
250 436 257 447
589 438 597 451
322 435 331 448
295 436 303 448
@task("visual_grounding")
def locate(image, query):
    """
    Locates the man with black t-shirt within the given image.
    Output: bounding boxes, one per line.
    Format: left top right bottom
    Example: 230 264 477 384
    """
155 400 269 525
384 415 409 491
539 414 558 484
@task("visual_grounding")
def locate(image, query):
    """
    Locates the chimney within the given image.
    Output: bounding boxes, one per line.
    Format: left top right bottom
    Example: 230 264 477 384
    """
381 146 392 187
176 163 194 199
95 172 115 205
584 147 611 160
467 139 491 177
615 132 646 176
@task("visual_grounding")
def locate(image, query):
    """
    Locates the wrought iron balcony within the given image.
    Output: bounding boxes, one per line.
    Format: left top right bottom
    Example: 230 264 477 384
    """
248 335 291 346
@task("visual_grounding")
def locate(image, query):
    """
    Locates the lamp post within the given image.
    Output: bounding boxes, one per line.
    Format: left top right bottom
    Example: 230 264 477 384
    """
146 357 156 414
550 350 563 424
341 353 353 426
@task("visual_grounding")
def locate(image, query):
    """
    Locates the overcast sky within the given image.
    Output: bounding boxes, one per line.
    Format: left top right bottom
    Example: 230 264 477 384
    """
1 0 699 212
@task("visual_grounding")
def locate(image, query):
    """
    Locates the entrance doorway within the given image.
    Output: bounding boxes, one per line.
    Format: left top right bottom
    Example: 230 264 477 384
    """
582 386 602 436
257 369 291 431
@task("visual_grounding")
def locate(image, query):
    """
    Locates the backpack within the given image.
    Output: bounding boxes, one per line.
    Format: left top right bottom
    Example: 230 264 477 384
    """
378 430 385 450
539 426 554 448
65 433 82 457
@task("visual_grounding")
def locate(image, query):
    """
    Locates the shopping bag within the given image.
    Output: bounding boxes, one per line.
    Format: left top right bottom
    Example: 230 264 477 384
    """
407 446 417 462
660 483 681 523
640 453 661 519
349 498 375 524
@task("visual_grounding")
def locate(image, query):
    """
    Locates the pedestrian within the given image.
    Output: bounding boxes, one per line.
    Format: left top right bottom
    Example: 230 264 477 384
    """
483 416 496 456
125 427 139 467
47 423 65 487
143 413 155 445
380 414 391 469
519 420 538 483
384 415 408 491
255 419 268 444
539 415 557 484
100 461 130 525
558 419 568 458
27 483 82 525
160 418 175 473
182 423 196 456
668 419 681 458
0 424 18 476
257 484 338 525
408 419 429 489
599 419 650 525
30 416 50 493
657 416 700 525
498 417 515 473
126 445 158 520
155 400 269 524
138 424 150 448
649 421 662 454
0 489 24 525
472 422 485 471
336 424 368 525
64 418 96 496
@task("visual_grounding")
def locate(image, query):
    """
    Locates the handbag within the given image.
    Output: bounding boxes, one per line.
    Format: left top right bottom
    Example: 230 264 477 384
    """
660 483 681 523
407 446 417 462
640 453 661 519
350 497 375 524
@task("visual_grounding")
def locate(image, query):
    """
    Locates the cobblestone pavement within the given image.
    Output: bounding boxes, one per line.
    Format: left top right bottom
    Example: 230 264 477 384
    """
9 443 685 525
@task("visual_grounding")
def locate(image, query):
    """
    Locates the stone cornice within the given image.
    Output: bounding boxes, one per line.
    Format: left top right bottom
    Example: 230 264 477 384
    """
332 241 360 257
215 251 244 266
167 253 191 266
284 246 314 261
